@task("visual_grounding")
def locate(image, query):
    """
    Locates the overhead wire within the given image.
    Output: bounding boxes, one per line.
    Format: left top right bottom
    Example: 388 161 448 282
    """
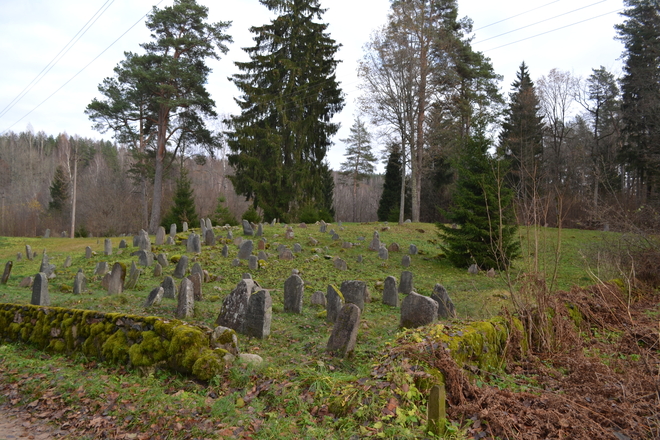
474 0 561 31
0 0 115 120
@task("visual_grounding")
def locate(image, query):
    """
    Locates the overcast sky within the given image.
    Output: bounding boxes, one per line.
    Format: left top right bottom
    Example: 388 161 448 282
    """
0 0 625 170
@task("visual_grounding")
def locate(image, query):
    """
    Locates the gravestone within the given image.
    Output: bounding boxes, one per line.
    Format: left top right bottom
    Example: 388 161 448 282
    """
333 258 347 271
255 223 263 237
401 255 411 268
85 246 92 259
16 253 22 261
216 279 260 331
257 250 268 261
311 291 326 306
144 287 164 308
161 276 177 299
19 276 33 288
125 262 141 289
308 237 318 246
293 243 302 253
191 262 203 281
107 262 126 294
427 384 447 436
326 303 361 358
119 239 127 249
400 292 438 329
332 233 340 241
409 244 418 255
369 231 381 251
173 255 189 278
200 219 207 238
378 247 389 260
157 253 169 267
73 270 87 295
276 244 286 254
176 278 194 319
271 218 276 227
221 245 229 258
136 250 153 267
170 224 177 237
468 264 479 275
237 240 253 260
242 273 252 279
431 284 456 319
137 229 151 252
257 239 266 250
104 239 112 256
234 237 244 247
165 236 175 245
279 249 294 261
285 228 294 240
31 273 50 306
188 272 203 301
206 218 212 230
1 261 12 284
94 261 109 276
39 251 56 277
25 245 33 261
231 258 241 267
43 229 50 238
248 255 258 271
325 285 344 323
356 255 363 263
387 242 400 252
153 263 162 277
283 274 304 314
242 219 254 236
342 242 352 249
227 230 233 240
182 221 188 232
204 228 216 246
244 289 272 339
340 280 367 312
486 268 496 278
155 226 166 246
399 271 413 294
319 220 327 233
383 276 399 307
187 233 201 253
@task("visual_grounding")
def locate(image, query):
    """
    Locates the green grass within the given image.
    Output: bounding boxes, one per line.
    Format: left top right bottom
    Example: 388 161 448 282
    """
0 222 615 439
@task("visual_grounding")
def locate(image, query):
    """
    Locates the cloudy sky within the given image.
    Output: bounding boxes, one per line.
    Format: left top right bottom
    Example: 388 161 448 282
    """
0 0 625 170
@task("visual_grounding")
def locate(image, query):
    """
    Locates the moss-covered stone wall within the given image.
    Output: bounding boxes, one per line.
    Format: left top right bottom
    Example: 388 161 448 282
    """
0 303 226 381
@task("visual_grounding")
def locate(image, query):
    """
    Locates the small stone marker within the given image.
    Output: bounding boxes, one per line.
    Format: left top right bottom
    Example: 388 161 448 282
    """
244 289 272 338
144 287 164 307
205 228 216 246
191 262 203 281
486 268 496 278
176 278 194 318
257 239 266 250
26 245 34 261
227 230 233 240
279 249 294 261
125 262 141 289
319 221 327 233
356 255 363 263
73 270 86 295
368 231 380 251
431 284 456 319
173 255 189 278
237 240 254 260
39 251 55 277
257 250 268 261
340 280 367 312
311 290 326 306
383 276 398 307
427 384 447 436
283 274 304 313
166 236 175 245
161 276 177 299
188 272 203 301
94 261 109 276
293 243 302 253
1 261 12 284
136 250 154 267
170 224 177 237
401 255 411 268
157 253 169 267
333 258 347 271
182 221 188 232
256 223 263 237
399 270 413 294
248 255 258 270
341 241 352 249
387 242 400 252
221 245 229 258
326 303 361 358
409 244 418 255
104 239 112 256
31 273 50 305
231 258 241 267
153 263 162 277
107 262 126 294
118 239 127 249
326 285 344 323
19 276 33 288
400 292 438 328
43 229 50 238
137 229 151 252
16 252 22 261
85 246 92 259
242 219 254 236
63 256 72 268
155 226 166 246
468 264 479 275
186 233 201 253
378 247 389 260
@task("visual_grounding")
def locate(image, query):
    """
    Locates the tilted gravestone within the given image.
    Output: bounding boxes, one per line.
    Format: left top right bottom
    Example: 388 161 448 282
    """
431 284 456 319
19 276 33 288
383 276 399 307
155 226 166 246
215 279 260 332
144 286 164 308
104 239 112 256
283 274 304 314
176 278 194 319
161 276 177 299
237 240 254 260
173 255 189 279
325 284 344 324
157 253 169 267
107 262 126 295
400 292 438 329
326 303 361 358
25 245 34 260
242 219 254 236
73 270 86 295
31 273 50 306
340 280 367 312
137 229 151 252
188 272 203 301
399 271 413 294
1 261 12 284
125 262 141 289
244 289 272 339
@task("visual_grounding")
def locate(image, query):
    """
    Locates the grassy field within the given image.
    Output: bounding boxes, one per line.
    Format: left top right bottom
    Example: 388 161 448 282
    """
0 222 618 439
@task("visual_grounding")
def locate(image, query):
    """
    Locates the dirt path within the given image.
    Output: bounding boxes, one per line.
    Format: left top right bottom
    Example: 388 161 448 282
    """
0 406 61 440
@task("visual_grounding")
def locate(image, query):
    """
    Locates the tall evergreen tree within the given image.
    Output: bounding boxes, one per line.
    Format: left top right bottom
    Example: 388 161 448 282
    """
48 165 69 212
377 146 403 222
498 62 545 224
227 0 344 222
615 0 660 203
339 117 377 221
439 133 520 270
161 168 198 231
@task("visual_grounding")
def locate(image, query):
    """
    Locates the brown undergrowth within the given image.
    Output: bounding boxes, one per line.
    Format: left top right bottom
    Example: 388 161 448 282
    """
395 282 659 439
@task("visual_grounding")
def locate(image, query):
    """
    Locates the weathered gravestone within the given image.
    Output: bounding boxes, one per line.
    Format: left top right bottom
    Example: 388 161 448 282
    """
186 233 201 253
255 223 263 237
173 255 188 279
188 272 203 301
170 224 177 238
400 291 438 329
85 246 93 259
16 253 22 261
161 276 177 299
237 240 253 260
73 270 86 295
368 231 381 251
293 243 302 253
401 255 411 268
155 226 166 246
39 251 56 278
431 284 456 319
356 255 363 263
283 274 304 314
378 247 389 260
153 263 162 277
231 258 241 267
19 276 33 288
244 289 272 339
242 219 254 236
204 229 216 246
31 273 50 306
215 279 260 332
257 250 268 261
383 276 399 307
135 250 154 267
248 255 258 271
326 303 361 358
125 262 140 289
468 264 479 275
311 290 326 307
191 262 203 281
1 261 12 284
319 220 327 233
176 278 194 319
227 230 233 240
137 229 151 252
340 280 367 312
221 245 229 258
94 261 109 276
279 249 294 261
63 255 72 268
25 245 33 261
182 221 188 232
399 270 413 294
409 244 418 255
43 229 50 238
388 242 400 252
157 253 169 268
333 258 347 271
166 236 175 245
144 287 164 308
326 285 344 323
107 262 126 295
104 239 112 256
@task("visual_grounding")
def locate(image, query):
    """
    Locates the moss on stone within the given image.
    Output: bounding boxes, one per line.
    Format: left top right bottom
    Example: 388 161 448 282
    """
191 348 225 381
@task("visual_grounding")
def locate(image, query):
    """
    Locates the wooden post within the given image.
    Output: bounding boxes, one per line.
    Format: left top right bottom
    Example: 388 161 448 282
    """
427 384 446 436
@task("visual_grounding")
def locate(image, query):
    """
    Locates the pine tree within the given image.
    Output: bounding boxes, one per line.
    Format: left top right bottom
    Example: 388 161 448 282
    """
439 133 520 270
377 146 403 222
212 195 238 226
227 0 344 223
339 117 377 221
498 62 544 223
615 0 660 202
48 165 69 212
161 169 198 231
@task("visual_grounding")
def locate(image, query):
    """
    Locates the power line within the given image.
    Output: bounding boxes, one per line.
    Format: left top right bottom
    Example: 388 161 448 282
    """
474 0 561 31
474 0 610 44
0 0 115 120
1 1 169 135
482 8 623 52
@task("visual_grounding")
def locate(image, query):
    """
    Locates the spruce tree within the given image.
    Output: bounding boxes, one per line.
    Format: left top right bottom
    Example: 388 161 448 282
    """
48 165 69 212
340 117 377 221
227 0 344 222
439 133 520 270
377 146 403 222
161 169 198 231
